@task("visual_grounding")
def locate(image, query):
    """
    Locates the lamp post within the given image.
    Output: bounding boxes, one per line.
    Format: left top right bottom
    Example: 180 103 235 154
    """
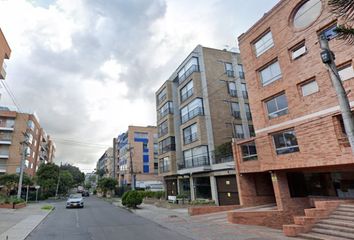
35 185 40 202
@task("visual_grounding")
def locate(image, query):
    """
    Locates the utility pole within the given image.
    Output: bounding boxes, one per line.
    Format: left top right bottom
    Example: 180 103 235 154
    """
55 162 62 199
319 34 354 153
128 145 135 190
17 133 29 199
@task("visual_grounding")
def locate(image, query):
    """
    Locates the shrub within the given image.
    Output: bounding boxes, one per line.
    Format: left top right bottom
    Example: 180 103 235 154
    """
93 189 97 195
122 190 143 208
190 199 215 205
138 191 165 199
41 205 53 210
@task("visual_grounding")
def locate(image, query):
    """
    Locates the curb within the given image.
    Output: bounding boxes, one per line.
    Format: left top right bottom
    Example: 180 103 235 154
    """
23 205 55 240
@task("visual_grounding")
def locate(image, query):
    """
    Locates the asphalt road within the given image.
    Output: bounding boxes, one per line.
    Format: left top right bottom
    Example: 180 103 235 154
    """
26 196 192 240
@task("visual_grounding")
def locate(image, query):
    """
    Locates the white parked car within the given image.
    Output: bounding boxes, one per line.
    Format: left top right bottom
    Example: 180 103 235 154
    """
66 194 84 208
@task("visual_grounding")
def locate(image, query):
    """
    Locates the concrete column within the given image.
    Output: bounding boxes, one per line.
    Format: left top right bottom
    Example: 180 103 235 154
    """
177 178 182 195
190 176 196 200
210 175 219 205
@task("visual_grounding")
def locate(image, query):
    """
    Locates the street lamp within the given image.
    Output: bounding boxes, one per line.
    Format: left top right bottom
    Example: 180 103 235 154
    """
35 185 40 202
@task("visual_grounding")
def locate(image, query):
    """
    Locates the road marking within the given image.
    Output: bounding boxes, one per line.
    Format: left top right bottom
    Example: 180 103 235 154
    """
75 209 80 228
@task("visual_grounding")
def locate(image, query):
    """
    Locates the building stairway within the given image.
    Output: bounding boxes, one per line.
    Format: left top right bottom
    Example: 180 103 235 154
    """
299 204 354 240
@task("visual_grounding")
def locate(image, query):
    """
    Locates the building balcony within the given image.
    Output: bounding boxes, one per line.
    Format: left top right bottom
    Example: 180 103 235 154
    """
158 108 173 121
0 152 9 159
158 128 168 138
159 165 170 174
178 156 210 170
0 62 6 80
183 133 198 145
181 107 204 124
180 89 193 103
178 65 199 84
0 139 11 145
159 144 176 154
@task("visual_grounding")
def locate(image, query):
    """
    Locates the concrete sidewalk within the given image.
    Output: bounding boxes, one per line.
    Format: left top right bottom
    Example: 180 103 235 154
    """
130 203 298 240
0 203 53 240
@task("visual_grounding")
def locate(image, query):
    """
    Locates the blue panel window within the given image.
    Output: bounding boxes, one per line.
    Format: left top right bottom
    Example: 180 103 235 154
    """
143 155 149 163
143 165 149 173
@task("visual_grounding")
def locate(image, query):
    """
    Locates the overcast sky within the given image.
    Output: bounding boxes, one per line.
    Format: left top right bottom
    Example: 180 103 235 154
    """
0 0 279 173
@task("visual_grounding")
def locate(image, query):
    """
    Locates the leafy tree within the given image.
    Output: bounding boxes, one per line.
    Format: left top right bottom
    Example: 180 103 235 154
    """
329 0 354 44
0 173 33 196
58 170 74 194
122 190 143 208
60 164 84 186
36 163 59 198
96 169 105 178
84 182 92 190
97 177 117 196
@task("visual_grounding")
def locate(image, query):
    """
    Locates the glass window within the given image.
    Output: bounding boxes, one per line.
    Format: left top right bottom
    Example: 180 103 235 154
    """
241 141 257 161
231 102 241 119
301 80 319 96
249 125 255 137
291 42 307 60
158 137 175 154
225 63 234 77
293 0 322 29
178 57 199 84
180 80 194 102
266 94 289 119
241 83 248 99
235 124 244 139
245 103 252 120
158 121 168 137
273 130 299 155
260 61 282 86
254 31 274 57
183 123 198 144
180 98 203 123
338 64 354 81
183 146 209 168
158 101 173 119
27 120 35 130
159 157 170 173
134 132 148 139
322 23 338 40
157 88 167 104
228 82 237 97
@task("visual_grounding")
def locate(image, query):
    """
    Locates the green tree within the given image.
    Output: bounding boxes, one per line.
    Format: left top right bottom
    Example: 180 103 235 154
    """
329 0 354 44
58 170 74 194
36 163 59 198
60 164 84 186
97 177 117 196
0 173 33 196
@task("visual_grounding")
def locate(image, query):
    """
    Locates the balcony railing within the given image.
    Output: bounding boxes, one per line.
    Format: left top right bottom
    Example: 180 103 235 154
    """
242 91 248 99
181 88 193 102
229 89 237 97
232 111 241 119
183 133 198 145
158 108 173 120
178 156 210 170
160 144 176 154
158 127 168 138
159 165 170 173
157 94 167 106
181 107 203 124
179 65 199 84
239 71 245 79
226 70 235 78
212 153 233 164
0 121 15 129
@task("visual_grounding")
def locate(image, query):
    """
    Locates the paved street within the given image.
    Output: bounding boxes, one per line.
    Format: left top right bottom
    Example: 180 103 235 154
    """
26 197 192 240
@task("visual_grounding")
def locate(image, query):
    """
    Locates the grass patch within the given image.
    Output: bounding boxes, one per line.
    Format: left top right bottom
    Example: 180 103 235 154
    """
41 205 53 210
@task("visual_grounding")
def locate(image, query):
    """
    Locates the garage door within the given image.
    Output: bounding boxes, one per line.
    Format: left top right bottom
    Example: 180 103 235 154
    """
165 179 177 196
216 175 239 206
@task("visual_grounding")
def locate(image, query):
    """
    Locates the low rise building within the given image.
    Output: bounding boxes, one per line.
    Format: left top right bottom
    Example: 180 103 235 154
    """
96 147 113 178
0 28 11 80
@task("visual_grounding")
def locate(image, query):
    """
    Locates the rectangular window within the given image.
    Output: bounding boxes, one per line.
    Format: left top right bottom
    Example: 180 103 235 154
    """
241 83 248 99
158 137 176 154
183 123 198 144
159 157 170 173
228 82 237 97
158 121 168 137
158 101 173 119
272 130 299 155
254 31 274 57
180 98 203 123
178 57 199 84
182 146 209 169
301 80 319 96
266 94 288 119
231 102 241 119
245 103 252 120
291 42 307 60
322 23 338 41
338 64 354 81
249 125 255 137
134 132 148 139
238 64 245 79
157 88 167 105
180 80 194 102
225 62 234 77
235 124 244 139
260 61 282 86
241 141 257 161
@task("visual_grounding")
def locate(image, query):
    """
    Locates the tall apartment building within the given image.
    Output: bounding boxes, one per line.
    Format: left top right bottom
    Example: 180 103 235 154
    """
231 0 354 228
96 147 113 178
155 45 252 205
0 28 11 80
116 126 161 188
0 108 55 176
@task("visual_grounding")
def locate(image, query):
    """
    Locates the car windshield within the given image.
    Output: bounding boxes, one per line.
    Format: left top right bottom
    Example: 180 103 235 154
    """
69 194 82 199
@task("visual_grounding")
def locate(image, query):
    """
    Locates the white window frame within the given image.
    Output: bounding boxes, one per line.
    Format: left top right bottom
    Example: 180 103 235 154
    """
266 94 289 119
260 61 282 86
338 64 354 81
254 31 274 57
301 80 319 96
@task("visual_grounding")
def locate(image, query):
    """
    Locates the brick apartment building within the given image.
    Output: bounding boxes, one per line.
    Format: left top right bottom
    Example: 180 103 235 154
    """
155 45 253 205
230 0 354 228
0 28 10 80
115 126 162 188
0 108 55 177
96 147 113 178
